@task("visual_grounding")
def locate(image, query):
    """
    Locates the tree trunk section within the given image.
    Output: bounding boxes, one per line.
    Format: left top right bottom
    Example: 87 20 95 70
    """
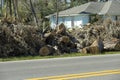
39 45 54 56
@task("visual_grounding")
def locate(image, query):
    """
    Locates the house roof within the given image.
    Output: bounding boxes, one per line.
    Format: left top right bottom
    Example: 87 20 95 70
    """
57 2 91 16
99 0 120 15
47 0 120 18
84 2 104 14
46 2 90 18
57 2 105 16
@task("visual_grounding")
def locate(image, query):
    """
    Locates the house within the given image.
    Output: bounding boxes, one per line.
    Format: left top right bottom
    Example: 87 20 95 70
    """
47 0 120 28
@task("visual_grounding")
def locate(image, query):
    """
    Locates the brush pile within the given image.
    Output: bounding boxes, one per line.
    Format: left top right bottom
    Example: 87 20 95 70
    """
0 23 78 57
70 18 120 53
0 18 120 57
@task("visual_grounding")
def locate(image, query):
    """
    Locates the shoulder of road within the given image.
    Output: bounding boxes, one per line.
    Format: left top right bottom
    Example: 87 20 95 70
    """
0 54 120 63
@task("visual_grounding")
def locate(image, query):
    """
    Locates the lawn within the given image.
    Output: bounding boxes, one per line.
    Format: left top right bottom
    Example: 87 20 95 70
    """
0 51 120 62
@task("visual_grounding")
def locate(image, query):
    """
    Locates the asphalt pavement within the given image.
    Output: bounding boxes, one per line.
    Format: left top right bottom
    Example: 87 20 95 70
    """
0 54 120 80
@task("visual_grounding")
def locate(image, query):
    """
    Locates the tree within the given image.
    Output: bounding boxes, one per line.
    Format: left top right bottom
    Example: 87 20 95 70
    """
29 0 39 27
13 0 19 19
0 0 3 16
56 0 59 25
8 0 12 16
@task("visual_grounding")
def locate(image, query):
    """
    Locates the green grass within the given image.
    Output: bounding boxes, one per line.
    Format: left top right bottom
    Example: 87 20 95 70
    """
0 51 120 62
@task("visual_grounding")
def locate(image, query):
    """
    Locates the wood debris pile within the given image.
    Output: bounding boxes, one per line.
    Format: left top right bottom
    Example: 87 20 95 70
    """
0 23 77 57
0 19 120 57
69 19 120 53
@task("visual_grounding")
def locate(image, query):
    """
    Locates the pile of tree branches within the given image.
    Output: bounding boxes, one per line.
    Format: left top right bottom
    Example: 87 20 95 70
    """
0 23 78 57
0 19 120 57
70 18 120 53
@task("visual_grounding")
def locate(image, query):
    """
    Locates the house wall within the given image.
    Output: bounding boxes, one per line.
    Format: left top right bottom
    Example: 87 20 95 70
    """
74 15 89 28
103 15 118 21
50 16 56 28
50 14 89 28
64 16 72 28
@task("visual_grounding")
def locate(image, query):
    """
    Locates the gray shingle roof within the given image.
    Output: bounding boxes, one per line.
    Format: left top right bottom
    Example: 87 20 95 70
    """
99 0 120 15
47 0 120 18
51 2 104 17
58 2 90 16
85 2 104 14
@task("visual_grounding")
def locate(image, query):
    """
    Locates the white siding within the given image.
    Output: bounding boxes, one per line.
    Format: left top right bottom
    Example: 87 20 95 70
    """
50 16 56 29
103 15 117 21
50 14 89 28
64 17 72 28
74 15 89 28
82 15 89 25
74 16 82 27
58 17 64 24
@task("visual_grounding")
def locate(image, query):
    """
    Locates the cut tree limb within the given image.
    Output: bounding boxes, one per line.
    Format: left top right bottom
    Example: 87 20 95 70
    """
104 39 120 51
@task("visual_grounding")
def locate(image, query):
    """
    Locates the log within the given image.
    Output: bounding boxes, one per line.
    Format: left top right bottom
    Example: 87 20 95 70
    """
44 32 51 38
39 45 54 56
89 46 100 54
56 23 66 35
91 37 104 52
44 31 56 38
104 39 120 51
44 32 55 45
82 37 104 54
82 46 100 54
82 47 88 54
70 43 77 49
59 36 70 44
52 46 61 55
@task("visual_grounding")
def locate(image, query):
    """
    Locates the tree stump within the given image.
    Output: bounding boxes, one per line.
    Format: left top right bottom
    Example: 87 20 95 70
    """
59 36 70 44
39 45 54 56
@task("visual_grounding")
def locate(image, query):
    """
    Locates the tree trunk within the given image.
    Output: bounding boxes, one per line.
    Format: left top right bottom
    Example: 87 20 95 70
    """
59 36 70 44
5 0 9 18
56 0 59 25
9 0 12 16
1 0 3 16
13 0 19 20
29 0 39 27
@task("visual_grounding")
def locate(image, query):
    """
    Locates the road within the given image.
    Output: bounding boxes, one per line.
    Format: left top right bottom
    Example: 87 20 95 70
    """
0 54 120 80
